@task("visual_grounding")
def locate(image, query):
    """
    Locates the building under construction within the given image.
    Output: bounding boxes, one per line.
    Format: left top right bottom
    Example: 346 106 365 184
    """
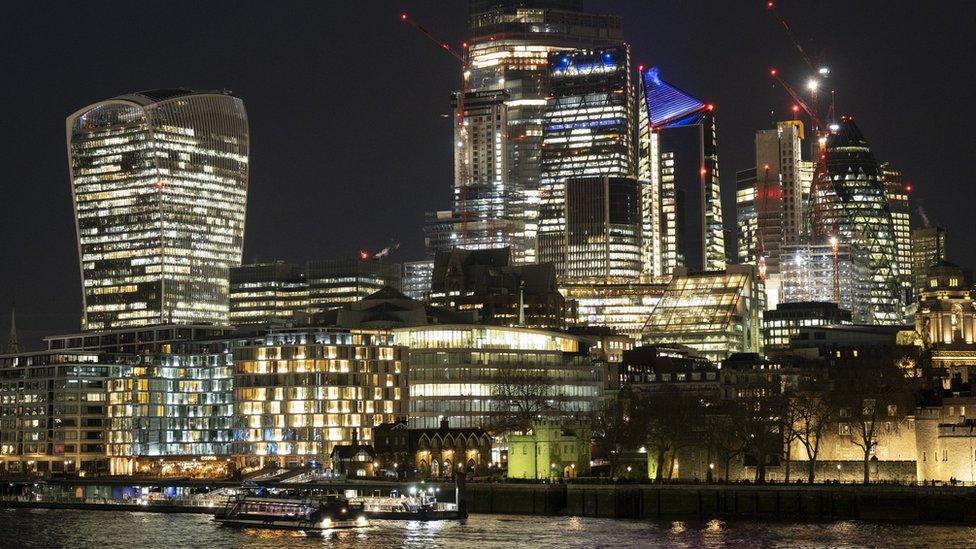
779 239 872 324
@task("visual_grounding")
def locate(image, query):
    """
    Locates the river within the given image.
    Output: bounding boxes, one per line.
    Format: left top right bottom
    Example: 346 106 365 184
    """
2 509 975 548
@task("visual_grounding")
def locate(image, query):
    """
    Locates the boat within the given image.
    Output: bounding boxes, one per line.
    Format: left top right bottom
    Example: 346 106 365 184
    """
214 493 367 531
354 495 462 521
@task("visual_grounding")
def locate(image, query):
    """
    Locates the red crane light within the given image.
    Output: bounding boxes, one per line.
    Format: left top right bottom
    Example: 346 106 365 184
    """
359 250 369 261
706 104 714 111
770 68 778 76
637 64 644 73
763 164 771 171
400 13 408 21
905 184 913 193
700 168 708 176
767 1 775 8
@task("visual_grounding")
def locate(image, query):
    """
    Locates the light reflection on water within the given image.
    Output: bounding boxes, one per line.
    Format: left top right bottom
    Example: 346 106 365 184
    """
2 509 976 548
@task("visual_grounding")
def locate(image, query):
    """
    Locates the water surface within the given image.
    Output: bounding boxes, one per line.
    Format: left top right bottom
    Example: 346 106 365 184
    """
2 509 975 548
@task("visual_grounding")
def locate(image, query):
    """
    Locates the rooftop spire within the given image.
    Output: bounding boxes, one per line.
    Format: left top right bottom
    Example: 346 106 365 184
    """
6 306 18 354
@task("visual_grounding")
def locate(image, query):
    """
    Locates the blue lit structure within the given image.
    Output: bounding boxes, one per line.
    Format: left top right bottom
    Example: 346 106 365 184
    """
638 68 726 275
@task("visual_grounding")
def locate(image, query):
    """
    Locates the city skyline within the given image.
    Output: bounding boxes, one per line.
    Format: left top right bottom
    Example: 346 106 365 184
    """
2 1 973 346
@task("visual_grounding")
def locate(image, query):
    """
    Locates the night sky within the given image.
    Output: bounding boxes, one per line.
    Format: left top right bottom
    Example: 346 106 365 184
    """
2 1 973 349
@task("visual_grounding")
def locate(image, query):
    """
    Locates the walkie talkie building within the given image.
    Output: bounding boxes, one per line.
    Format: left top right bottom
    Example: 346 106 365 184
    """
66 90 249 330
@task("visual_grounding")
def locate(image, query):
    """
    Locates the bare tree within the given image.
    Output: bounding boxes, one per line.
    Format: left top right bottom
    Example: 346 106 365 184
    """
703 401 745 483
490 368 566 432
832 358 911 484
641 391 701 481
736 394 787 484
790 385 835 483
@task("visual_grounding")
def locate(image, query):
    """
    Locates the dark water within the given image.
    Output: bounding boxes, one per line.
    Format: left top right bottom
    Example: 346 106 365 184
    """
2 509 975 548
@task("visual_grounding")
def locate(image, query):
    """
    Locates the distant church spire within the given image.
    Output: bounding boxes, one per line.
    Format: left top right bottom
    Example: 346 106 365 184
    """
6 306 18 354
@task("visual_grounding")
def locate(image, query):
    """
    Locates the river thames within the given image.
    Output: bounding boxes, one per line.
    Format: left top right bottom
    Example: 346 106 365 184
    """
2 509 976 548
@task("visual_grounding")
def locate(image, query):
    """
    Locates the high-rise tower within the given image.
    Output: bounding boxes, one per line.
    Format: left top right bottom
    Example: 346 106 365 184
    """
880 162 912 309
638 68 725 276
537 46 639 282
67 89 249 330
438 0 623 263
737 120 806 307
811 117 900 324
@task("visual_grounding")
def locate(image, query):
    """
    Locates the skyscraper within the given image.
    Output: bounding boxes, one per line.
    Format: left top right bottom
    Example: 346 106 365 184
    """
638 68 725 276
810 117 900 325
737 120 806 307
880 162 912 307
67 90 249 330
537 46 640 282
911 226 948 300
438 0 623 263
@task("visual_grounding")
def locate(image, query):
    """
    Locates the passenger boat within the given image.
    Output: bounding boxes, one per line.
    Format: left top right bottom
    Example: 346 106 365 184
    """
354 495 462 521
214 494 367 531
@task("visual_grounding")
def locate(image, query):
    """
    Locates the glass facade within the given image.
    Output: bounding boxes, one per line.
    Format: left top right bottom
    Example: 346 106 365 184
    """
561 280 668 340
393 325 603 429
66 90 249 330
229 259 401 326
638 68 725 275
641 266 763 362
0 352 121 474
881 162 912 309
231 330 407 468
911 227 948 301
537 46 639 282
106 353 234 474
810 118 900 324
442 1 623 264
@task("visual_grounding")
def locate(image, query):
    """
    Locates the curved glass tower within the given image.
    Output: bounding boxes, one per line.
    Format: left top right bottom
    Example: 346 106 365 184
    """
812 117 900 324
66 89 249 330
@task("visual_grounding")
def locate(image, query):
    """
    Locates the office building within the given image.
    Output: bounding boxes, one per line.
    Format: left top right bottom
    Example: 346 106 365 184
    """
231 329 407 469
423 210 461 259
450 0 624 264
392 325 605 429
0 351 123 474
810 117 900 324
757 121 806 244
402 260 434 301
561 280 668 340
229 262 308 326
537 46 640 282
912 226 948 300
228 258 402 326
66 89 249 330
106 352 234 476
737 121 806 307
881 162 912 307
638 67 725 275
763 301 852 352
45 324 232 355
641 266 764 362
429 248 567 329
735 168 759 269
780 240 872 323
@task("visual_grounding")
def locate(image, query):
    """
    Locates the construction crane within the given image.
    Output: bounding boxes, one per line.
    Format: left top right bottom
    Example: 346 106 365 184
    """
764 1 838 244
400 13 471 244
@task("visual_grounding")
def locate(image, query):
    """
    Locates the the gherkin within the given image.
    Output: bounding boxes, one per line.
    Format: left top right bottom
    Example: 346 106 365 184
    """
812 117 900 324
